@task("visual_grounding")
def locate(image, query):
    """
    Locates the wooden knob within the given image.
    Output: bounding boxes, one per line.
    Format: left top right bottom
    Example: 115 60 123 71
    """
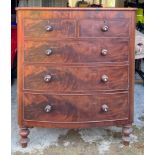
44 74 52 83
45 25 53 31
101 75 108 82
101 49 108 56
44 105 52 113
101 25 109 32
45 48 53 56
101 104 109 112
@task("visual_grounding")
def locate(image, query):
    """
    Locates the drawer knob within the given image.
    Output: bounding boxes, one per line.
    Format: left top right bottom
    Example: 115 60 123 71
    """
45 25 53 31
101 104 109 112
44 105 52 113
45 48 53 56
101 75 108 83
44 74 52 83
101 25 109 32
101 49 108 56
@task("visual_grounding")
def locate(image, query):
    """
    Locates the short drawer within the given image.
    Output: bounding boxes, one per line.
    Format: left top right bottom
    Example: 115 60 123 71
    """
24 38 129 63
79 19 129 37
23 92 129 123
24 64 129 92
24 19 76 38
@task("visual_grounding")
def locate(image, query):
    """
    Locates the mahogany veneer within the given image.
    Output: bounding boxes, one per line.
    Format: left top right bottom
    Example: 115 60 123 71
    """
16 7 136 147
24 39 129 63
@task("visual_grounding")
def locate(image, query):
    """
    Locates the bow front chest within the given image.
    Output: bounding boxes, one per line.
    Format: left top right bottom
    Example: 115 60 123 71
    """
16 7 136 147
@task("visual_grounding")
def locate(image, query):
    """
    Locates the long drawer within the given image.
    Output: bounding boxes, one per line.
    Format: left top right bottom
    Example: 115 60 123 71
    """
24 19 76 38
24 38 129 63
23 92 129 123
24 64 129 92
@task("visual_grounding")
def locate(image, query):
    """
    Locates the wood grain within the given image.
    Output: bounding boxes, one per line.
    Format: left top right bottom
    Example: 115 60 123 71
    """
24 38 129 63
16 7 137 11
23 92 129 123
17 10 24 127
24 19 76 38
24 64 129 92
128 11 136 123
16 8 136 22
16 8 136 147
79 19 129 37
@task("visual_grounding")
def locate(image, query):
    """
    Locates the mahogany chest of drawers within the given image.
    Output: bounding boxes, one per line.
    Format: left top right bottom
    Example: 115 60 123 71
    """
16 7 136 148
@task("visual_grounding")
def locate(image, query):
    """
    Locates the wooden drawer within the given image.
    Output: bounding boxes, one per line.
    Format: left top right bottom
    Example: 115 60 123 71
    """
24 19 76 38
24 64 129 92
24 38 129 63
23 92 129 123
79 19 129 37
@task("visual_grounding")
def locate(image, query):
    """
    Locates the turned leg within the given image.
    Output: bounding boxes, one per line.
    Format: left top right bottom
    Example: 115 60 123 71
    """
122 124 132 146
19 127 30 148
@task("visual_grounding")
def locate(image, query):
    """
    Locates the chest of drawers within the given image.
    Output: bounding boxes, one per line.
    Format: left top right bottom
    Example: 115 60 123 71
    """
16 7 136 148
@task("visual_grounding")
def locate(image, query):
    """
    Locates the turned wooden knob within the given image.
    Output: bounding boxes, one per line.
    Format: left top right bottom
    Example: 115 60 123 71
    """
45 25 53 31
101 104 109 112
44 105 52 113
101 49 108 56
45 48 53 56
44 74 52 83
101 74 108 82
101 25 109 32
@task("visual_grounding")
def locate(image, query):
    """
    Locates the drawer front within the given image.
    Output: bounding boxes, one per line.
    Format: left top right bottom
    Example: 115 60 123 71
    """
24 39 129 63
23 92 129 122
24 65 128 92
24 19 76 38
79 19 129 37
